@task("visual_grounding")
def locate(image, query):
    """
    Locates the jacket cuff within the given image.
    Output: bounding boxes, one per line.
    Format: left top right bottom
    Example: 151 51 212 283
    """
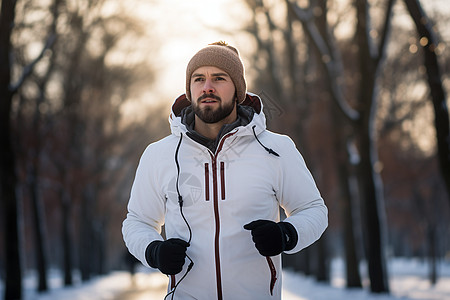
279 221 298 252
145 240 162 268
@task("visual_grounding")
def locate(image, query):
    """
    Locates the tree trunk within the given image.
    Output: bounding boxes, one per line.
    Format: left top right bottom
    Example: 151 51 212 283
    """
80 188 93 281
61 184 73 286
339 143 362 288
302 247 312 276
29 164 48 292
0 0 22 298
299 0 361 286
315 232 330 282
427 226 437 285
356 126 389 292
315 0 362 286
403 0 450 207
354 0 390 293
29 78 50 292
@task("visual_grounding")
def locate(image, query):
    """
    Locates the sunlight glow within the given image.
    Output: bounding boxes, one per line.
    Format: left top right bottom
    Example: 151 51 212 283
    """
130 0 249 107
107 0 252 120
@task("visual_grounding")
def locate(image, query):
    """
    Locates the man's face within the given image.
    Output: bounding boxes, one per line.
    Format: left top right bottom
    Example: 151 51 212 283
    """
190 66 237 124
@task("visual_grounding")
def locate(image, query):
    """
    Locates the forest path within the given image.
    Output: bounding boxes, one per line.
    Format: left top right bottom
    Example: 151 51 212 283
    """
113 271 168 300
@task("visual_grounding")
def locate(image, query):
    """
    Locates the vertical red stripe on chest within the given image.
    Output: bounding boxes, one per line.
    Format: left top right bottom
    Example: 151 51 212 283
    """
220 161 225 200
204 163 209 201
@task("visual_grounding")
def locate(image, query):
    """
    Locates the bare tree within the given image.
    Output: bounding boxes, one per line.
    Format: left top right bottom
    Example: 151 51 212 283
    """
403 0 450 206
20 0 62 292
0 1 21 298
1 0 56 297
241 0 333 280
34 0 158 282
314 0 361 286
3 0 159 296
241 0 449 292
286 0 394 292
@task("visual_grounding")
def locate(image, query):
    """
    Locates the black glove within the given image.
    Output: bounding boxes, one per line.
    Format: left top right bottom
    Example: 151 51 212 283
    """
244 220 298 256
145 238 190 275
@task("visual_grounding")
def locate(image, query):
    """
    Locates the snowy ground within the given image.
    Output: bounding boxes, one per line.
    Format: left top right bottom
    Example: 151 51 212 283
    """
284 258 450 300
1 258 449 300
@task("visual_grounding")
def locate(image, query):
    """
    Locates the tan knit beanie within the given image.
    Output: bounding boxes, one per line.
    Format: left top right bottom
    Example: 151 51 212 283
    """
186 43 246 103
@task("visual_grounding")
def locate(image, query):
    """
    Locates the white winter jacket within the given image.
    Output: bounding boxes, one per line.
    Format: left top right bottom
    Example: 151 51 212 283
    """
122 93 328 300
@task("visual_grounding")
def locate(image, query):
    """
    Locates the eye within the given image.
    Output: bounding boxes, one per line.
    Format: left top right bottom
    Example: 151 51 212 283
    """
214 76 225 81
193 77 204 82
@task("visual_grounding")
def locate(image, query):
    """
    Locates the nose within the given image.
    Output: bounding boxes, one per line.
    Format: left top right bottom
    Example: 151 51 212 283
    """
202 79 215 94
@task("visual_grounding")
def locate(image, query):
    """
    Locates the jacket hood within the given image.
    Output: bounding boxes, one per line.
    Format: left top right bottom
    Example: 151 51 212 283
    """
169 92 267 137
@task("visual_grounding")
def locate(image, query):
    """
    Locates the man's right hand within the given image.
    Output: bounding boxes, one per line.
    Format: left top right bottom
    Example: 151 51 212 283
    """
145 238 190 275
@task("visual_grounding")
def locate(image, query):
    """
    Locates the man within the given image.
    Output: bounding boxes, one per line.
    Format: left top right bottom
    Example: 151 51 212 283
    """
122 41 328 299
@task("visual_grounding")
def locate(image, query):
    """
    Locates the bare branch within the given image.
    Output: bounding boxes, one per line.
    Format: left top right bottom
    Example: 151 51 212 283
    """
9 33 56 93
376 0 396 67
286 0 360 122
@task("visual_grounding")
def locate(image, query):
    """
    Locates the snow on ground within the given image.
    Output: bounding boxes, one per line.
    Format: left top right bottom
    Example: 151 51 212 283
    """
284 258 450 300
1 258 449 300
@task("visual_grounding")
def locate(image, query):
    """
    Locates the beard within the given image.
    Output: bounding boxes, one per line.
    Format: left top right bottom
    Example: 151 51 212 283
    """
192 94 236 124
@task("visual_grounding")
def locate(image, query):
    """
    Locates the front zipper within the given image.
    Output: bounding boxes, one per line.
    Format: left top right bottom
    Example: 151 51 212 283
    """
208 130 237 300
211 157 223 300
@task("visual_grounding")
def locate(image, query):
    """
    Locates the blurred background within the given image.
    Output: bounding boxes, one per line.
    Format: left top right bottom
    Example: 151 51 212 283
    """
0 0 449 299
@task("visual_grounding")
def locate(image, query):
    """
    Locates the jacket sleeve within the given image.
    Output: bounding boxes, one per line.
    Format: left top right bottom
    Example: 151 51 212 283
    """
122 144 166 268
276 136 328 254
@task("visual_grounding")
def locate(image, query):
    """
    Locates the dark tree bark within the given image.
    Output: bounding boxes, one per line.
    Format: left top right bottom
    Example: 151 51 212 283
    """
1 0 60 296
338 133 362 288
22 0 60 291
0 0 22 298
355 119 390 293
29 158 48 292
80 184 95 281
61 185 74 286
314 231 330 282
315 0 360 286
403 0 450 207
341 165 363 287
426 223 438 284
353 1 392 292
27 39 54 294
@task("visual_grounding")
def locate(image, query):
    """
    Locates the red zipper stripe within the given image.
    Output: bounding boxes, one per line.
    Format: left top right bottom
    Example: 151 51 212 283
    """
220 162 225 200
211 158 223 299
205 163 209 201
211 131 237 300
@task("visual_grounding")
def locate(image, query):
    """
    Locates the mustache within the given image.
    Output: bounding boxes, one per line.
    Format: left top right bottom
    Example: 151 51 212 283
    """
197 93 221 102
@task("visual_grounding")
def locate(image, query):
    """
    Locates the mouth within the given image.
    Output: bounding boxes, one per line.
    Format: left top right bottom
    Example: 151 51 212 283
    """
198 94 221 104
201 98 219 104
